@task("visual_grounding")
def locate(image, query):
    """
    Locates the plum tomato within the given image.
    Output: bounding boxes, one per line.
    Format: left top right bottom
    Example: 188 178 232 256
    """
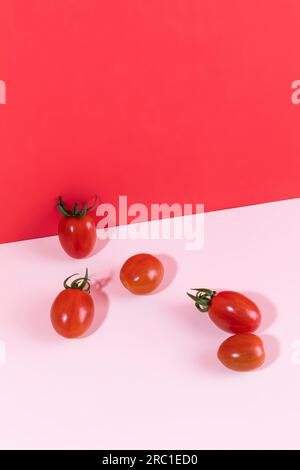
57 195 98 259
120 253 164 295
51 269 94 338
217 334 265 371
187 289 261 334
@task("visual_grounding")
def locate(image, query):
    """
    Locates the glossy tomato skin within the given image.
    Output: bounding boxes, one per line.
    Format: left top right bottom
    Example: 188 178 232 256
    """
209 291 261 334
218 334 265 371
120 253 164 295
51 289 94 338
58 214 96 258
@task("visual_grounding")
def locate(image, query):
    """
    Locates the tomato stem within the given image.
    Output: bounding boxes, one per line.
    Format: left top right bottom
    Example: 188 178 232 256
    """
187 288 216 312
57 195 99 218
63 268 91 293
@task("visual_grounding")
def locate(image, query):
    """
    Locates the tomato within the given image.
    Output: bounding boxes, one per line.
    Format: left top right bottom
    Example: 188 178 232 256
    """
58 214 96 259
51 269 94 338
187 289 261 334
57 196 98 258
120 253 164 295
217 334 265 371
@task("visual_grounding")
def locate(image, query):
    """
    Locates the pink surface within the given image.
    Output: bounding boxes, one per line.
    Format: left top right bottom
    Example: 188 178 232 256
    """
1 1 300 243
0 199 298 449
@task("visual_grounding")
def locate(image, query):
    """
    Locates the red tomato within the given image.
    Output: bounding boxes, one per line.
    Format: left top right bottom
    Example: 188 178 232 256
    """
51 270 94 338
57 196 98 259
120 253 164 295
218 334 265 371
187 289 261 334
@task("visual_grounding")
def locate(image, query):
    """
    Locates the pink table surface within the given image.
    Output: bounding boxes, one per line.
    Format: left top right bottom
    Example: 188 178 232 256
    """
0 198 299 450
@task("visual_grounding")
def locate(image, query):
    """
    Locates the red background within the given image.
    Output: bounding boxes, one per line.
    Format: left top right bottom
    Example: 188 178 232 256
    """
0 0 299 244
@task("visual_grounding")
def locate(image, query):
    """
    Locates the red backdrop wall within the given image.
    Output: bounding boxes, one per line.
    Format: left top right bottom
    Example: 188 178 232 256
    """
0 0 299 244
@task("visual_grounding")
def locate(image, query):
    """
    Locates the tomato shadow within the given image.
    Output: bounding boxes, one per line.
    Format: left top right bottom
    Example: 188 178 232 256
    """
87 234 110 258
82 290 109 338
260 334 280 369
150 254 178 294
89 271 114 292
242 291 277 332
81 275 112 338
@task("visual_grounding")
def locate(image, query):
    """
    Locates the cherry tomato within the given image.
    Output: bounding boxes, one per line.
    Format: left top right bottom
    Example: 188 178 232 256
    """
57 196 98 258
218 334 265 371
187 289 261 334
120 253 164 295
51 269 94 338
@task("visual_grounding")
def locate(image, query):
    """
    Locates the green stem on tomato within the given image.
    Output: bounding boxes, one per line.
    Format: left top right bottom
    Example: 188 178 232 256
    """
63 268 91 293
186 288 216 312
57 195 98 218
